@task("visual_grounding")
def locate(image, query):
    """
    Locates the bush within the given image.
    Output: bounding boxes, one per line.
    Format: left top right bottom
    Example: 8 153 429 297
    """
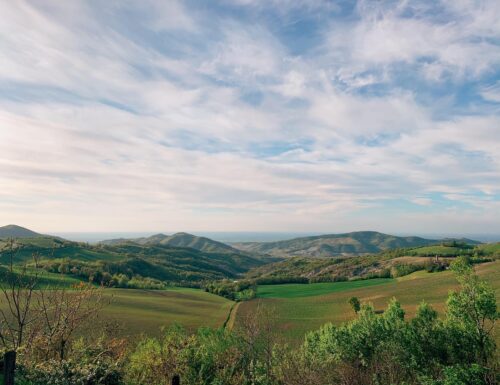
390 263 423 277
18 359 123 385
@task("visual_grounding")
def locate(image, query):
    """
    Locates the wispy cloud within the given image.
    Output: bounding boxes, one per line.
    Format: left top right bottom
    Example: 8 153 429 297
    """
0 0 499 233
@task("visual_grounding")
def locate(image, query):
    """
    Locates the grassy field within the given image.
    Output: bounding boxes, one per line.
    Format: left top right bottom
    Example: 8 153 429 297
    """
0 261 498 344
93 287 234 337
235 261 500 343
408 245 471 256
0 286 233 338
477 242 500 254
256 278 393 298
0 267 84 289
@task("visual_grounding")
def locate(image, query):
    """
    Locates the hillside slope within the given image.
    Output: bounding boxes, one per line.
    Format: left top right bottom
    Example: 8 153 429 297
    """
232 231 440 258
102 232 242 255
0 224 41 238
0 228 269 285
235 261 500 342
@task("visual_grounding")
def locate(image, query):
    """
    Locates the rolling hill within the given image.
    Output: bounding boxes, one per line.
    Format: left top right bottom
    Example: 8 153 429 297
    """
232 231 443 258
235 261 500 343
0 224 42 238
102 232 241 254
0 226 270 286
245 241 499 283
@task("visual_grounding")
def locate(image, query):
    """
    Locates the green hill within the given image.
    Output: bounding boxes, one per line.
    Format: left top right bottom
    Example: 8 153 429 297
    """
246 241 498 283
0 229 269 287
232 231 441 258
102 232 244 255
0 224 42 238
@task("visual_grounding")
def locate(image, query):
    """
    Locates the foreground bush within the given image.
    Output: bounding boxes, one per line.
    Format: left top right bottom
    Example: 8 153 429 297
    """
18 359 123 385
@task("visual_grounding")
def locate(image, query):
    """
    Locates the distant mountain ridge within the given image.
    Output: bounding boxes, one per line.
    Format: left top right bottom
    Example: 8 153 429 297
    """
0 224 41 238
231 231 476 258
101 232 243 255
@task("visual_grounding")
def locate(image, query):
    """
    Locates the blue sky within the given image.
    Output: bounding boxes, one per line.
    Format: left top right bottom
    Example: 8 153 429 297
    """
0 0 499 234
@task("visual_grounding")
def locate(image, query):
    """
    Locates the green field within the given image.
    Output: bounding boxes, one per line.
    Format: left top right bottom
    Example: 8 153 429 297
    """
256 278 393 298
94 287 234 336
0 287 233 338
0 267 84 289
477 242 500 254
236 261 500 342
0 261 498 344
409 245 471 256
94 288 233 336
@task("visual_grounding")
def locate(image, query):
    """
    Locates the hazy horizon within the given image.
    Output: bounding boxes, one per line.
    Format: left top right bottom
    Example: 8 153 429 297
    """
1 1 499 233
51 230 500 244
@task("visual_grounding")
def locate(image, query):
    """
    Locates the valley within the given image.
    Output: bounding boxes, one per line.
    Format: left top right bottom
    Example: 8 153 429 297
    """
1 224 498 342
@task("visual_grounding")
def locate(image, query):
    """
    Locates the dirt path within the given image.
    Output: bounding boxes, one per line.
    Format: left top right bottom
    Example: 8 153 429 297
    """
224 301 241 331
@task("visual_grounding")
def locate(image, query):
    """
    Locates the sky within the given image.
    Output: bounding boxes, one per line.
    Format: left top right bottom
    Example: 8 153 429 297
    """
0 0 499 234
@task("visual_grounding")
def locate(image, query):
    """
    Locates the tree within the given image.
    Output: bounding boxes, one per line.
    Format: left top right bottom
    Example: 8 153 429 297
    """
348 296 361 313
0 240 110 384
34 282 107 360
446 257 497 364
0 240 41 384
236 301 279 383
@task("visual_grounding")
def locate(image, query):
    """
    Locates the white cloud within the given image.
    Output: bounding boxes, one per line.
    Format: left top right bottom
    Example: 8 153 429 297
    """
199 23 285 83
323 0 500 83
0 0 498 233
481 82 500 103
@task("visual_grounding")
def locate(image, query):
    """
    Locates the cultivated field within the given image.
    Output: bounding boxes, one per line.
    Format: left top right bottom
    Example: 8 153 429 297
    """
256 278 392 298
98 288 234 337
1 261 498 343
0 286 233 338
235 261 500 342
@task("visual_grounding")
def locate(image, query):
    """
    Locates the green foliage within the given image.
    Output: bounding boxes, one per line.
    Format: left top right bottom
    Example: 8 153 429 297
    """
255 276 309 285
235 231 437 258
390 262 424 278
126 325 249 385
246 242 498 286
300 263 498 384
205 279 256 301
348 296 361 313
0 236 268 288
17 337 125 385
10 260 499 385
18 359 123 385
419 364 488 385
446 257 498 364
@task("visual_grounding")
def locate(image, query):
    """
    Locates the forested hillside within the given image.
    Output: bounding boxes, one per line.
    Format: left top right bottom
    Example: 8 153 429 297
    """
246 242 500 282
0 229 269 287
101 232 244 255
232 231 444 257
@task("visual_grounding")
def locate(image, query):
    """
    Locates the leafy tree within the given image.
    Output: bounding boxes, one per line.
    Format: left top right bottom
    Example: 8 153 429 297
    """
348 296 361 313
446 257 497 364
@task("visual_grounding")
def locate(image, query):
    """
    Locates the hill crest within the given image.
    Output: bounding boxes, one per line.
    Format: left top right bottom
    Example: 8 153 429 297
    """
0 224 41 238
102 232 242 255
231 231 442 258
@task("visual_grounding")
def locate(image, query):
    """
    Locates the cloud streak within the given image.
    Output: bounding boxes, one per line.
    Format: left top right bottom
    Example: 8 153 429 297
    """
0 0 499 233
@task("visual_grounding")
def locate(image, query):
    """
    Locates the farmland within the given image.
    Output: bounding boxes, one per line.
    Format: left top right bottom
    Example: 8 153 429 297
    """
256 278 392 298
234 261 500 342
99 287 233 336
0 286 233 338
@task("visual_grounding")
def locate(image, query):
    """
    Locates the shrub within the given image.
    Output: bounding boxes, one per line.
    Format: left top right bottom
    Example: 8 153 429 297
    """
17 359 123 385
390 263 423 277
